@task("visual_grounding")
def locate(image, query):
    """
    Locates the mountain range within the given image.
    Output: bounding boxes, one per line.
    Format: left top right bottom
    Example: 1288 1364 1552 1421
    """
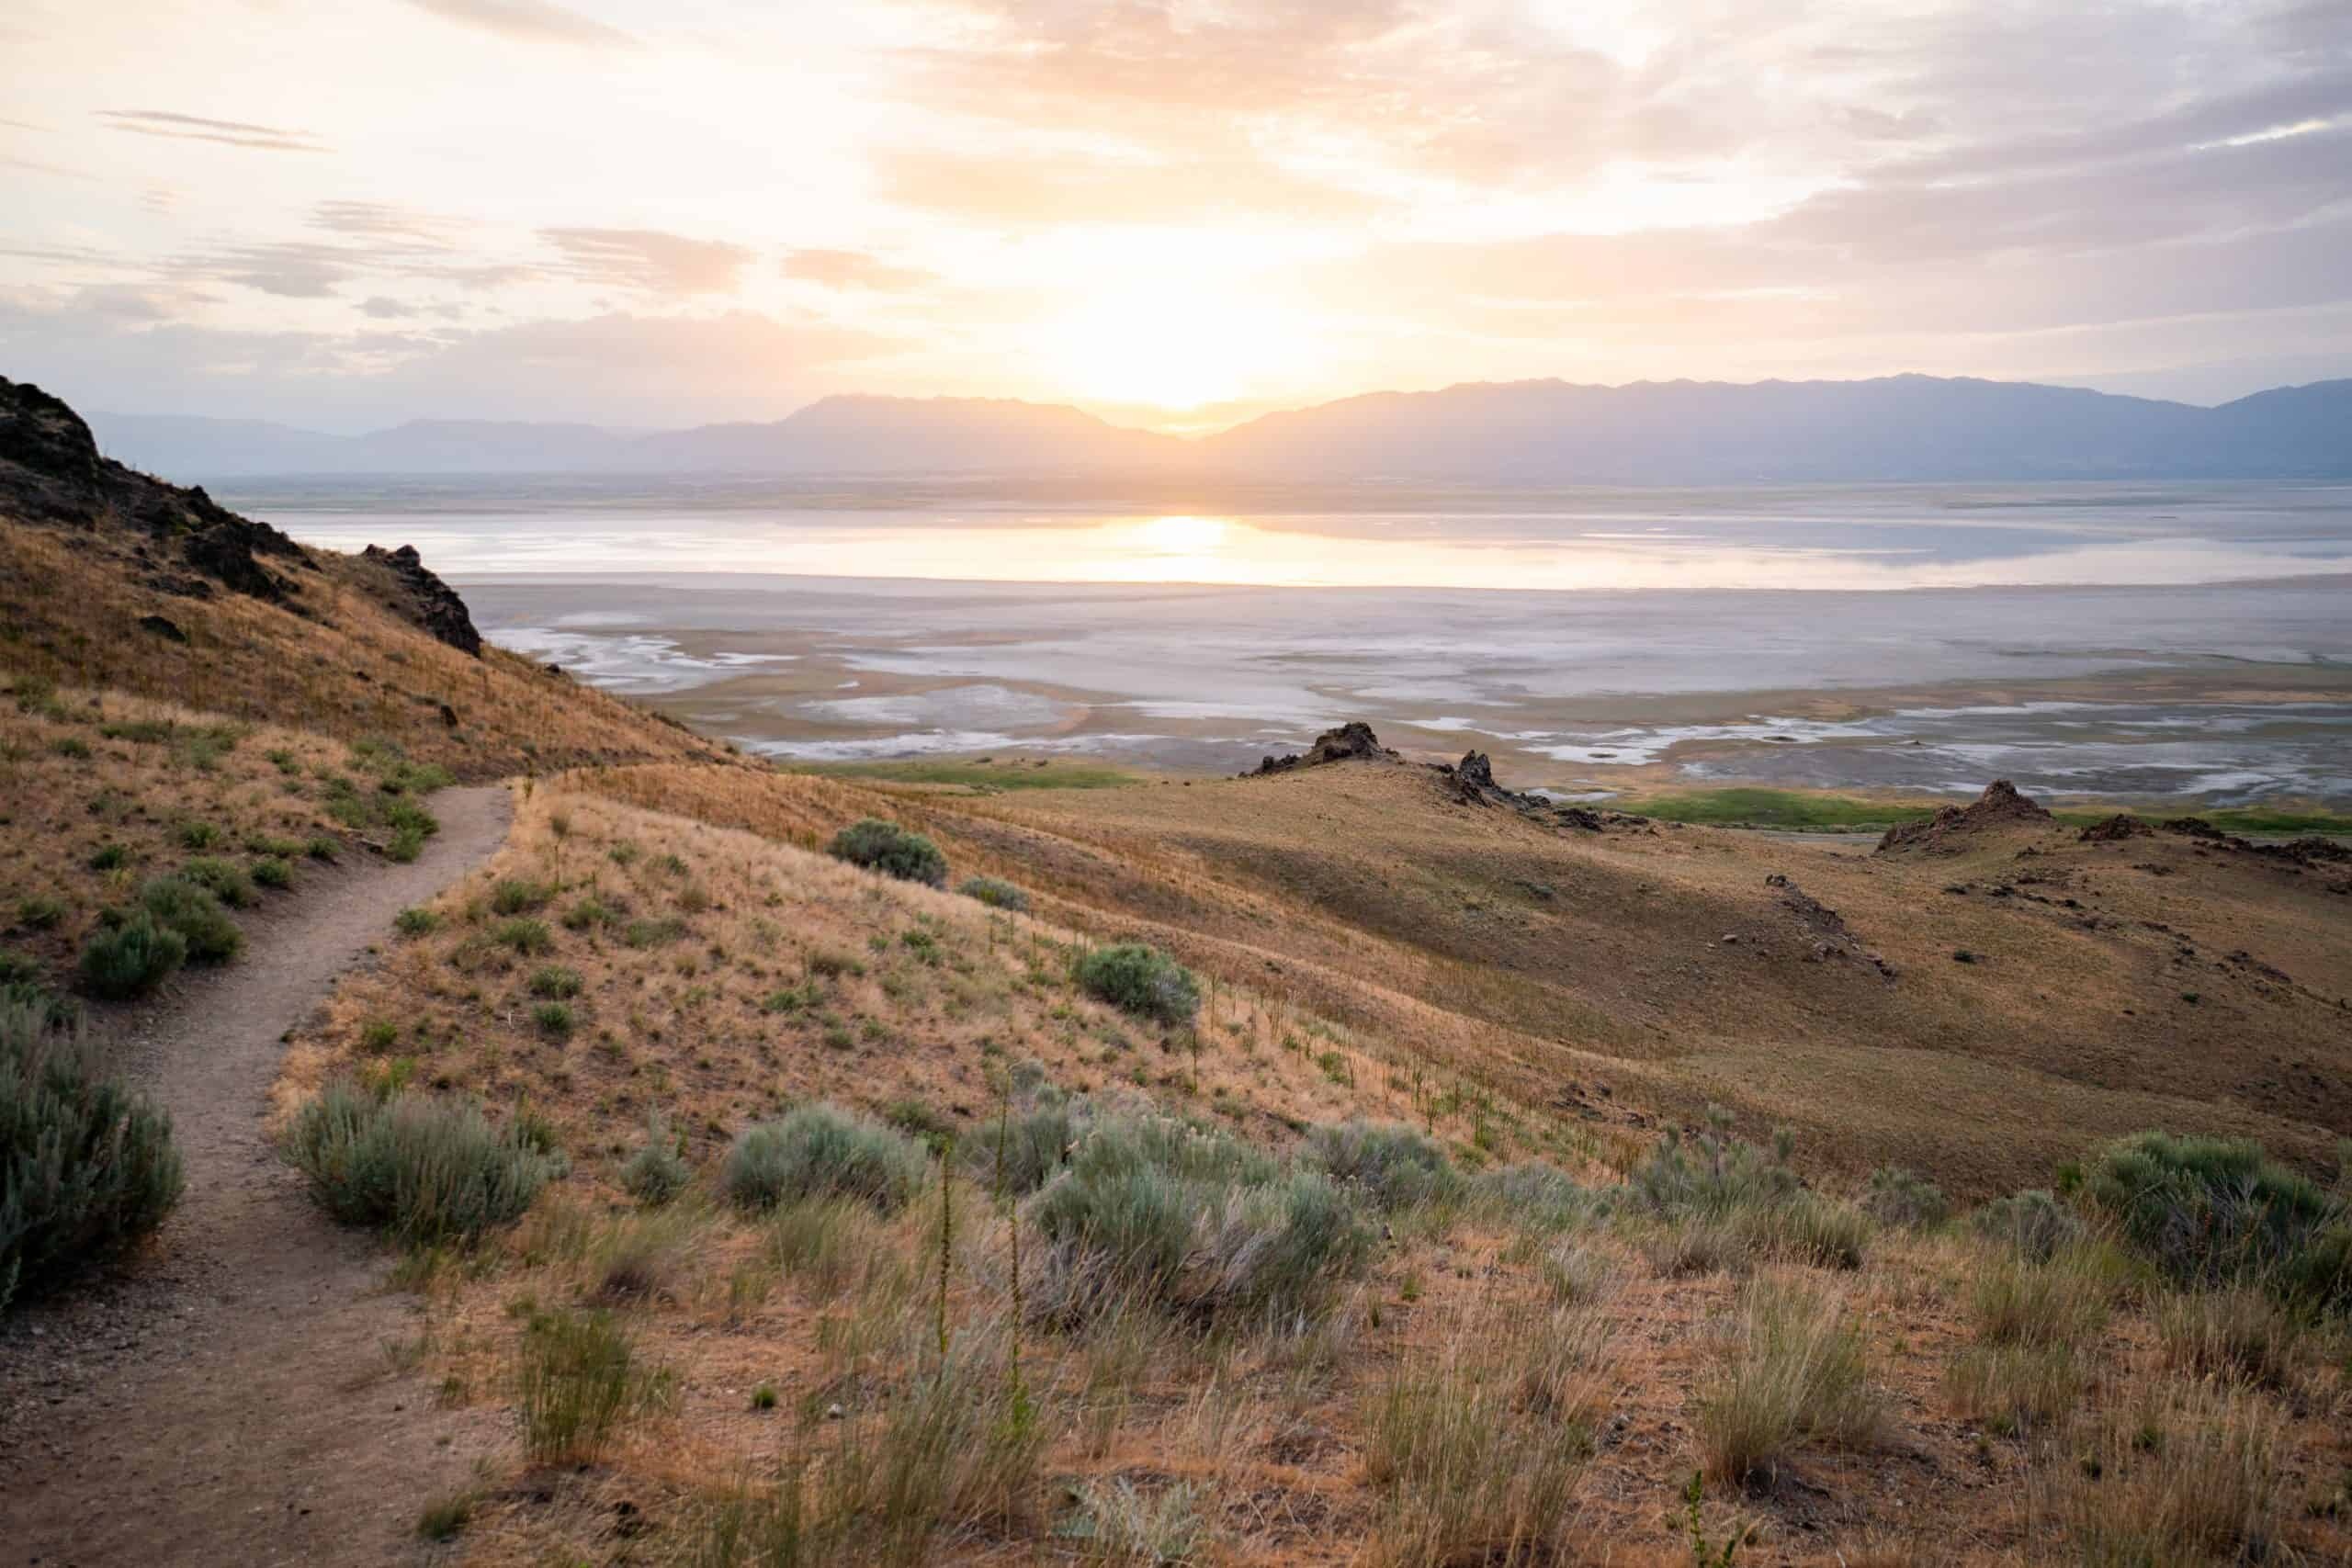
85 375 2352 484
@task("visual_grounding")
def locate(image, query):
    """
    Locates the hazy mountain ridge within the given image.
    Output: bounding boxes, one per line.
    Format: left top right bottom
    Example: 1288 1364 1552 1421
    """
86 375 2352 482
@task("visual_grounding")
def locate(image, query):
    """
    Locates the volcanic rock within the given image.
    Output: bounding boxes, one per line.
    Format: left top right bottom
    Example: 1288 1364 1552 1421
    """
1249 720 1399 775
2078 814 2154 843
1875 780 2052 853
359 543 483 657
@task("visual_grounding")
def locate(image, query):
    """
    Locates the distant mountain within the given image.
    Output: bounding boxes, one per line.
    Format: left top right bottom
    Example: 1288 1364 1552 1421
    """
1198 375 2352 482
85 376 2352 482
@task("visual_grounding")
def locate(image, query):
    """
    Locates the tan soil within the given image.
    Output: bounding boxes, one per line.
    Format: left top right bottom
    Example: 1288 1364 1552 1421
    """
0 786 514 1566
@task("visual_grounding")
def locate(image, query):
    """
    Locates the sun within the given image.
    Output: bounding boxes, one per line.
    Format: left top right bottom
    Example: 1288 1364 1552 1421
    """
1041 285 1303 412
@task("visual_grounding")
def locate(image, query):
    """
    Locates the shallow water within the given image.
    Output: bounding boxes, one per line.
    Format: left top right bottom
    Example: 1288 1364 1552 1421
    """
241 480 2352 803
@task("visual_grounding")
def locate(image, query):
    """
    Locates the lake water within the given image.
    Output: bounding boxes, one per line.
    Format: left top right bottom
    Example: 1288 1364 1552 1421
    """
236 479 2352 804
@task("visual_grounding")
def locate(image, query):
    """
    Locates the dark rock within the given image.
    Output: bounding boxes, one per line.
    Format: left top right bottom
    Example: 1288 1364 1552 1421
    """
2078 813 2154 843
438 703 459 729
136 614 187 643
358 544 482 657
1248 720 1399 775
1876 779 2052 853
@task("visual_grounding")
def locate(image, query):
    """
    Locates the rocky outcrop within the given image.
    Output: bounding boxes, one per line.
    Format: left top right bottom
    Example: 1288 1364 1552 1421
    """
1248 720 1398 775
1766 872 1897 979
359 543 483 657
1876 780 2052 853
2079 813 2154 842
0 375 308 605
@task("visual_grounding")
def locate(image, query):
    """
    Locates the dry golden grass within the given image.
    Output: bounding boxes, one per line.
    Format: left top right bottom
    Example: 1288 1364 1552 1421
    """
0 522 730 780
281 774 2352 1566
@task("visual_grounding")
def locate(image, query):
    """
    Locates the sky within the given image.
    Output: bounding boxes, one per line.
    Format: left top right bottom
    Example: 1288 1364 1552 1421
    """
3 0 2349 434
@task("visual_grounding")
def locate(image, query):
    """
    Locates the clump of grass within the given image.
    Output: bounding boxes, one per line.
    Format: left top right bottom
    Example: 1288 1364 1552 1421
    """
2064 1380 2286 1563
249 855 293 890
2155 1286 2305 1388
491 918 552 954
561 897 616 931
1860 1165 1949 1229
721 1104 927 1214
828 818 949 888
1697 1276 1882 1486
491 878 553 915
1073 944 1199 1027
1364 1329 1595 1565
1967 1248 2111 1348
414 1491 474 1542
281 1081 560 1243
527 965 582 998
1 998 183 1311
1474 1161 1599 1233
621 1111 691 1206
514 1307 667 1465
393 907 441 938
958 875 1029 912
1306 1120 1460 1212
75 913 187 999
1062 1477 1209 1566
1630 1113 1870 1269
623 917 685 949
1943 1344 2081 1435
15 894 67 931
533 1000 574 1038
825 1344 1049 1559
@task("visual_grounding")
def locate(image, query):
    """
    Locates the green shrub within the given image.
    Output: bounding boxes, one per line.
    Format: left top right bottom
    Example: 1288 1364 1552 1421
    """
827 818 948 887
1074 943 1199 1026
305 836 339 862
720 1104 927 1213
137 875 243 963
562 897 617 931
1 999 183 1310
175 820 222 851
281 1081 560 1243
622 917 685 948
958 875 1029 912
1029 1111 1368 1324
249 855 293 890
2077 1132 2349 1308
86 843 130 872
179 855 256 908
514 1308 665 1465
967 1094 1076 1196
75 913 187 998
1476 1162 1601 1232
533 1001 574 1038
492 878 553 915
1972 1188 2084 1263
1860 1166 1949 1229
622 1111 691 1206
393 907 440 937
492 918 552 954
1306 1120 1459 1211
528 965 583 998
386 824 427 863
1630 1113 1798 1216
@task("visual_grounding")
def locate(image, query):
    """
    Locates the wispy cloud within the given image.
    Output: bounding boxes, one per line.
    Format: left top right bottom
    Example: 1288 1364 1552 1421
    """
781 249 938 293
541 228 752 295
400 0 636 50
97 109 329 153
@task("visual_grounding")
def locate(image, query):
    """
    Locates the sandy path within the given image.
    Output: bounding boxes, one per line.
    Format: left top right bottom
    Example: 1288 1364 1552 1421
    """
1 785 514 1566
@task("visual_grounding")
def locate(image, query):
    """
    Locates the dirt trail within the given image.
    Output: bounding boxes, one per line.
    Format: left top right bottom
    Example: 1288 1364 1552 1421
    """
2 785 514 1566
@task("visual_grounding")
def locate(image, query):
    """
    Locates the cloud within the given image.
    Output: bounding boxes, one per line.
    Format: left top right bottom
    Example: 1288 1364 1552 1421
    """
781 249 939 292
540 228 753 295
97 109 329 153
399 0 636 49
359 296 420 319
876 145 1388 225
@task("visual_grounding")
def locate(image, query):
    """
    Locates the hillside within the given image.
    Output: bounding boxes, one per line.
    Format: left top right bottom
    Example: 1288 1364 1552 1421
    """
85 375 2352 481
6 383 2351 1566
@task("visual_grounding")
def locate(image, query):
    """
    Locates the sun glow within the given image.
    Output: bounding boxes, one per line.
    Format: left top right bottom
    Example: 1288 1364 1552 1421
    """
1137 514 1229 553
1041 286 1307 412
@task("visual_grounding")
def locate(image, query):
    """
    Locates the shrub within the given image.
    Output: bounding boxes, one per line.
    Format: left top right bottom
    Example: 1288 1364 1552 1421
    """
138 876 243 963
1630 1113 1798 1217
75 913 187 998
281 1082 560 1243
392 907 440 937
1476 1161 1600 1232
175 820 222 851
967 1095 1077 1196
562 897 616 931
1030 1112 1368 1324
86 843 130 872
622 917 685 949
1972 1188 2084 1263
1 1000 183 1310
621 1111 691 1206
1697 1277 1881 1485
533 1001 574 1038
492 918 553 954
720 1104 927 1213
249 856 293 891
178 855 256 908
386 825 427 863
514 1308 665 1464
1860 1165 1949 1230
528 965 583 998
1306 1120 1459 1212
492 878 553 915
305 836 339 862
2077 1131 2349 1308
958 875 1028 912
1074 944 1199 1027
828 818 948 888
1740 1191 1872 1270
